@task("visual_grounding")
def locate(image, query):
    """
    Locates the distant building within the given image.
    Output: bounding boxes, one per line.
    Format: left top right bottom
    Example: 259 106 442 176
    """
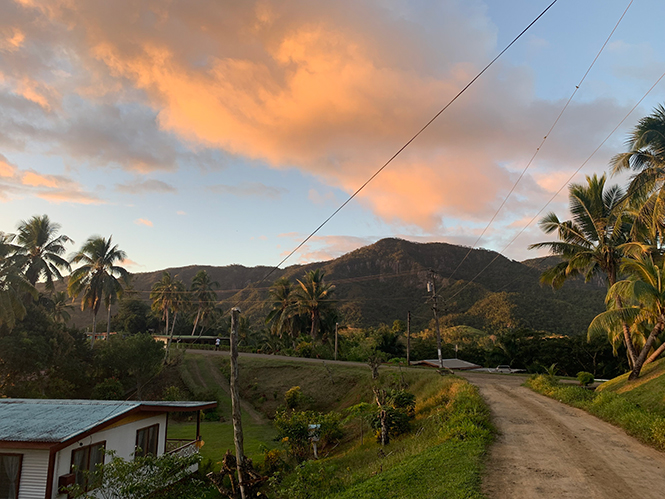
0 399 216 499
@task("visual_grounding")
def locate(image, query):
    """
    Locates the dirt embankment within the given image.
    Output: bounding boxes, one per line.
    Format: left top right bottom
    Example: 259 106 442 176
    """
462 373 665 499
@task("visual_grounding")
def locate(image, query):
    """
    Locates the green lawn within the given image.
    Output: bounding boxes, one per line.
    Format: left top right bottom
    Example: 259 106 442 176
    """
168 416 279 465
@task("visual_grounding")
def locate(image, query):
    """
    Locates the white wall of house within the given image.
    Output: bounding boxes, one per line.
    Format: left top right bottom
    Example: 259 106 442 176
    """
51 413 167 499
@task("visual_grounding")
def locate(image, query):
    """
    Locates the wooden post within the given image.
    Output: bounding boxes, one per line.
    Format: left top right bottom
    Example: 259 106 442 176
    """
407 311 411 367
334 322 338 361
196 410 201 441
429 271 443 369
230 307 247 499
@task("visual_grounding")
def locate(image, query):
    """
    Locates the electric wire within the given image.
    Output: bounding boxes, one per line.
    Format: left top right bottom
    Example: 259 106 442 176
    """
446 0 634 282
446 67 665 302
260 0 559 284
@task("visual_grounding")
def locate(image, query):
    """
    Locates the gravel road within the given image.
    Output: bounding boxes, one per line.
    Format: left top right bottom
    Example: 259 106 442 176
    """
461 372 665 499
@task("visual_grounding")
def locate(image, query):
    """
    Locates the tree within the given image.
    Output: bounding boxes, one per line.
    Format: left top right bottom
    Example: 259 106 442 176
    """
68 236 130 343
294 269 336 341
150 272 185 360
0 232 36 330
266 277 297 340
49 290 73 324
589 254 665 379
529 174 637 365
189 270 219 336
14 215 72 292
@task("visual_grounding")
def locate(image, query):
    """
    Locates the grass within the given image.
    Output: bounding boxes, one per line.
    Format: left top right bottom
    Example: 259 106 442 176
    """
597 357 665 415
175 352 494 498
526 372 665 451
167 418 278 464
275 376 493 499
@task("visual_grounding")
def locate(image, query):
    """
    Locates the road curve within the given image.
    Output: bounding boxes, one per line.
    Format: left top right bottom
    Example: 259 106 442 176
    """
461 372 665 499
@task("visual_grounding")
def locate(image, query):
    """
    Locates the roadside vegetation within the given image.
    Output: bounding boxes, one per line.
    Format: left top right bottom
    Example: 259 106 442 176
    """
526 362 665 451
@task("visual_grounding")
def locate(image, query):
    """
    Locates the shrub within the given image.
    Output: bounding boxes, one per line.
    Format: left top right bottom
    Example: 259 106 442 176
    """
285 386 304 410
92 378 124 400
577 371 595 386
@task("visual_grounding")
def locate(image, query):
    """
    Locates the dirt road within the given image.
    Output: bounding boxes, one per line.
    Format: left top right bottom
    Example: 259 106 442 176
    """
461 373 665 499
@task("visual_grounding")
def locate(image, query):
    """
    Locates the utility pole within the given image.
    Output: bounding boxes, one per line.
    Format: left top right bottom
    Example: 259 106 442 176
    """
427 270 443 369
230 307 247 499
406 311 411 367
334 322 339 361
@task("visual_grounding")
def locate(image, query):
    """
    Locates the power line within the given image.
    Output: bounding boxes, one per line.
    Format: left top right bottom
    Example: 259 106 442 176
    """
447 0 634 282
260 0 560 284
447 67 665 302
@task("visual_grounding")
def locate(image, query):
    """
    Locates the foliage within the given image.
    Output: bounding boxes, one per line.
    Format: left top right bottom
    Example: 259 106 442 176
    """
284 386 304 410
111 298 159 335
577 371 595 386
67 449 202 499
273 409 343 462
369 388 416 441
91 378 124 400
94 334 163 398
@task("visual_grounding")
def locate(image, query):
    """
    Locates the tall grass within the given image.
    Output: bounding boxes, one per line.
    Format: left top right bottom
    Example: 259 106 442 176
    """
526 375 665 450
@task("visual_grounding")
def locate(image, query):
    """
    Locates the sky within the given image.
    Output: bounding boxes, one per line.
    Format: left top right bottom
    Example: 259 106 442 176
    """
1 0 664 273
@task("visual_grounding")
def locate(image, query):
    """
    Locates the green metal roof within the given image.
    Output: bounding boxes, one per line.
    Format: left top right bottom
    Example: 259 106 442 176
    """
0 399 216 443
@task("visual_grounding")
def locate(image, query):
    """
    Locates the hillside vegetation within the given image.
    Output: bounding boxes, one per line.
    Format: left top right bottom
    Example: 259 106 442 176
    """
67 238 605 336
597 358 665 416
169 352 493 498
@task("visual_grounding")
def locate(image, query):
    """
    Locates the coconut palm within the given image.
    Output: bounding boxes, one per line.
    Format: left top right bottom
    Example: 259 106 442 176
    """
589 254 665 379
189 270 219 336
529 174 637 365
150 272 185 359
294 269 335 340
14 215 72 292
611 104 665 253
0 232 36 329
68 236 130 345
266 277 297 340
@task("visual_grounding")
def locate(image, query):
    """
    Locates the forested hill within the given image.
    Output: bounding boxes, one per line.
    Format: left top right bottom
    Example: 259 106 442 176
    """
122 238 605 336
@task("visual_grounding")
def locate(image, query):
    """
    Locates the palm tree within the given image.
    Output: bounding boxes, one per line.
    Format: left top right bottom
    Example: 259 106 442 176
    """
589 254 665 379
611 104 665 253
189 270 219 336
528 174 637 365
294 269 335 340
266 277 297 340
68 236 130 345
14 215 72 292
0 232 36 329
150 272 185 359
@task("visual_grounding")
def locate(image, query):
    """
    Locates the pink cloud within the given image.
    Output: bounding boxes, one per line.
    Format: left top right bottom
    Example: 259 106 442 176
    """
134 218 153 227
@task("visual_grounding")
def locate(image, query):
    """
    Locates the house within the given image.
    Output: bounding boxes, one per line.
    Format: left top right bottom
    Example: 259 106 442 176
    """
0 399 216 499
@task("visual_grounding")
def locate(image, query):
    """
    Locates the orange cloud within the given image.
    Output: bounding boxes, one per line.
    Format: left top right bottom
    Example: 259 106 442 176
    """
134 218 153 227
0 27 25 52
22 171 60 188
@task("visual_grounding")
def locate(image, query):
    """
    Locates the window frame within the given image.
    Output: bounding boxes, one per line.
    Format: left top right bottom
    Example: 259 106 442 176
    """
69 441 106 492
135 423 160 458
0 453 23 499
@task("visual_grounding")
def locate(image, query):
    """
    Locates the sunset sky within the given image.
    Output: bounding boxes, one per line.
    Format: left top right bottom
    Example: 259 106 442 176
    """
1 0 664 273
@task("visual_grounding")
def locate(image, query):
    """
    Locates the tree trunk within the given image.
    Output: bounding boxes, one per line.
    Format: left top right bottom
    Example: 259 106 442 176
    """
91 311 97 348
628 319 664 380
163 309 170 363
310 310 318 340
645 341 665 365
106 302 112 341
616 296 638 368
191 309 201 336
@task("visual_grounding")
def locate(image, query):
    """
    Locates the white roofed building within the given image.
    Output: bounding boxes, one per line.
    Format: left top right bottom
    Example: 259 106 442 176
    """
0 399 216 499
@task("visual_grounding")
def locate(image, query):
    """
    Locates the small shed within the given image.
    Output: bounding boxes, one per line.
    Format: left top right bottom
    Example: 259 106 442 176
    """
0 399 216 499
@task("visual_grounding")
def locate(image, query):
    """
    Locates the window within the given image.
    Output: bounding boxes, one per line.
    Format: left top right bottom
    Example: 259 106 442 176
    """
135 424 159 458
70 442 105 491
0 454 22 499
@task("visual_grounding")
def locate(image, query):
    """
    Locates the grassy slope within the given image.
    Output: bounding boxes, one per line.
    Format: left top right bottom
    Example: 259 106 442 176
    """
597 357 665 415
172 352 494 498
526 370 665 451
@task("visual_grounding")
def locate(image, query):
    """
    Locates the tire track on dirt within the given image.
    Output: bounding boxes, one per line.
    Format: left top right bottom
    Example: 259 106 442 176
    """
462 373 665 499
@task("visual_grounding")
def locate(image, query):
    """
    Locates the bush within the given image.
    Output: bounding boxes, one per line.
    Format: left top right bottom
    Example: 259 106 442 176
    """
92 378 124 400
285 386 304 410
577 371 595 386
